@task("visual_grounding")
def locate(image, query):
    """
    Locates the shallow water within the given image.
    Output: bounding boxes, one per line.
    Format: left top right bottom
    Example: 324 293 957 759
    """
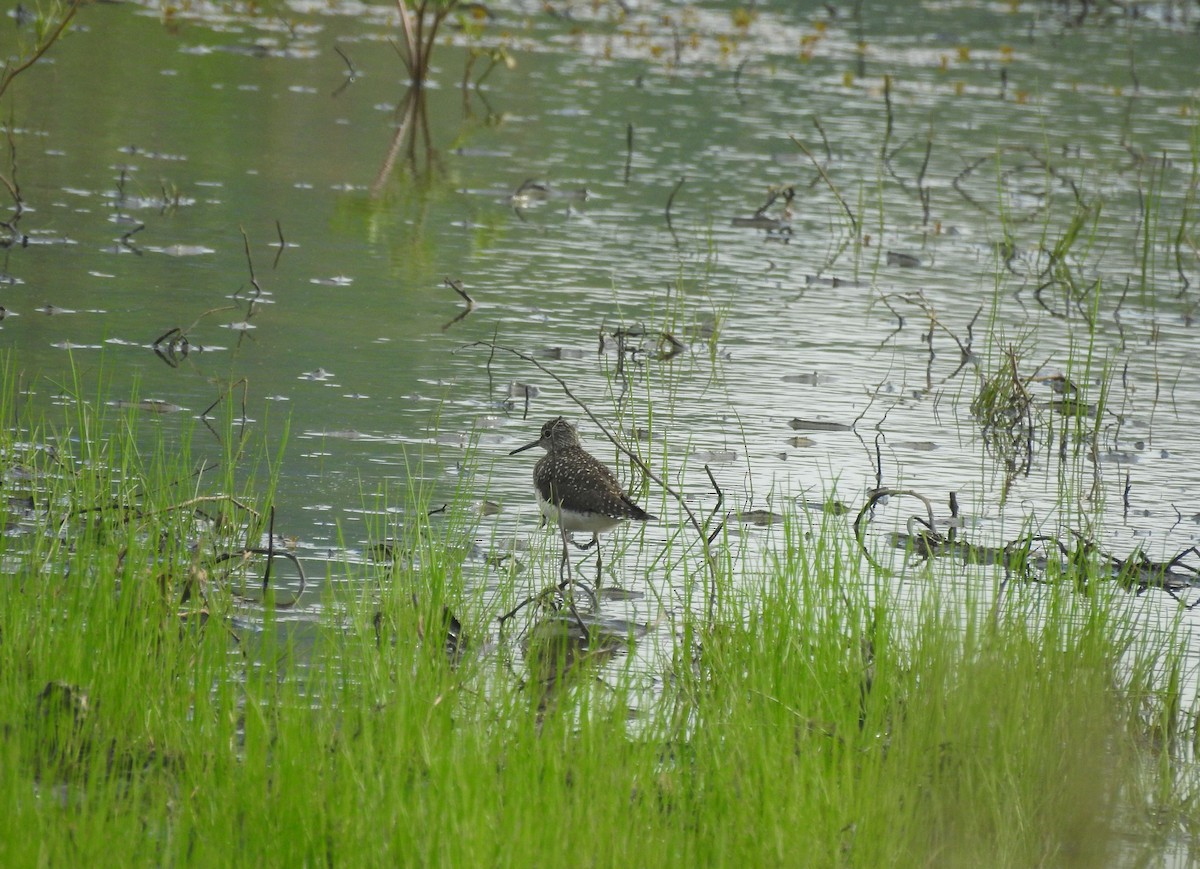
4 3 1199 667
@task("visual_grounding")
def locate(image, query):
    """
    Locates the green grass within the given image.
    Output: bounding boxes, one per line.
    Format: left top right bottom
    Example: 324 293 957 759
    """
0 362 1197 867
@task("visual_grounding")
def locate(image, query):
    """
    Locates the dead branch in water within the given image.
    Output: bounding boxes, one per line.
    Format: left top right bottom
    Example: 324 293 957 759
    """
854 488 1200 608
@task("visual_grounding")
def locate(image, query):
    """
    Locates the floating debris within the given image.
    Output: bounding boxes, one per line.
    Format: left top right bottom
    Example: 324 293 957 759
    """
788 418 851 432
536 347 585 361
886 251 921 268
781 372 833 385
600 587 643 602
25 233 78 246
798 498 850 516
732 509 782 527
108 399 186 414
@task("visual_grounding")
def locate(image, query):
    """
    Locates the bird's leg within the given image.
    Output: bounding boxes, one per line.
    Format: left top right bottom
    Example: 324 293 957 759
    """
556 522 573 584
593 534 603 589
571 535 596 551
554 524 592 632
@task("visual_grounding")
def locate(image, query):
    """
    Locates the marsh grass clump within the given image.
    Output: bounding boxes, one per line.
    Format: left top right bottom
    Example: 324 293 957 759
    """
970 343 1037 499
0 362 1197 865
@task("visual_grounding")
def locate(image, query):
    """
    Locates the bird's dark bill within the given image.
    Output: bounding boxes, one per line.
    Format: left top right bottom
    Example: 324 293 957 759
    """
509 439 542 455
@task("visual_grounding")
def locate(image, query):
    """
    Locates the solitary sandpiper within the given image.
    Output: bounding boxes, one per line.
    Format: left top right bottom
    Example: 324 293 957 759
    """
510 417 655 581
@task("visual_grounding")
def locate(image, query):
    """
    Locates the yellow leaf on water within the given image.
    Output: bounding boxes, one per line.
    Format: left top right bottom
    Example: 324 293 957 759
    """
731 7 757 28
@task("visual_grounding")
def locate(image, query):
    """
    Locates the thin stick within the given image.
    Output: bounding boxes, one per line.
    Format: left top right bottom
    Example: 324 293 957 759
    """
263 505 276 590
665 176 685 231
789 136 858 235
273 219 286 269
734 57 750 105
331 45 357 97
916 134 933 225
239 226 262 298
811 115 832 161
880 75 893 161
441 277 476 330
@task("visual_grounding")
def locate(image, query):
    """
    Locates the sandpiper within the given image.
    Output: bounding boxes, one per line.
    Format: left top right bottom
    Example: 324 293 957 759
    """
510 417 655 581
